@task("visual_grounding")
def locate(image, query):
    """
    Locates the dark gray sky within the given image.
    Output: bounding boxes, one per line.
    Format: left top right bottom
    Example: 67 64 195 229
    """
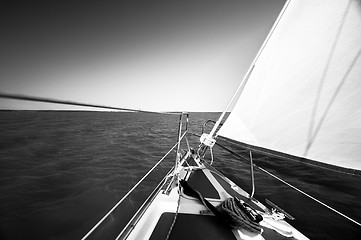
0 0 285 111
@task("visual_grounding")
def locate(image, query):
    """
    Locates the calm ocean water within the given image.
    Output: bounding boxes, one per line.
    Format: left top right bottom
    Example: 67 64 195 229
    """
0 111 360 239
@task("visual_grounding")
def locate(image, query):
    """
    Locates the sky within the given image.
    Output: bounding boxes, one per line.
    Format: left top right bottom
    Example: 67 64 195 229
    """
0 0 285 112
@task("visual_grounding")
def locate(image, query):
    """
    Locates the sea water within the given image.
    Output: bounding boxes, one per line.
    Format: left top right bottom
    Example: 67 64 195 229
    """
0 111 360 239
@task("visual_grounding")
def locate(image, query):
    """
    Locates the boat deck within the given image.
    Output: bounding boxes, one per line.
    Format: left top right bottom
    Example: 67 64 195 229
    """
150 212 236 240
122 157 308 240
150 212 297 240
187 164 265 212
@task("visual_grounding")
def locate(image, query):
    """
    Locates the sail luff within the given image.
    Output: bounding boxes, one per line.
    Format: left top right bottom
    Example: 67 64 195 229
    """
217 0 361 171
209 0 292 138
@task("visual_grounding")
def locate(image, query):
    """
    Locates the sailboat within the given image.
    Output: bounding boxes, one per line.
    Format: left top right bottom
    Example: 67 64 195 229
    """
78 0 360 239
1 0 360 239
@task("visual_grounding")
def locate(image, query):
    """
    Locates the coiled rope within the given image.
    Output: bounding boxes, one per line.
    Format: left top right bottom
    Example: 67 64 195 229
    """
216 198 262 234
180 180 262 234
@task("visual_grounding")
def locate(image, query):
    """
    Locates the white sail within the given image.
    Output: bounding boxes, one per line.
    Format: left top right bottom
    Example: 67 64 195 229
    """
217 0 361 170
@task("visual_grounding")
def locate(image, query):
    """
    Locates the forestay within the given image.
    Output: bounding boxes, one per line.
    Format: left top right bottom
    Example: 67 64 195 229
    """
217 0 361 170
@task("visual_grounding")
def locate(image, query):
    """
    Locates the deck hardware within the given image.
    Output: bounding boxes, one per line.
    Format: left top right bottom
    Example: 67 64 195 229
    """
265 199 295 220
249 150 255 199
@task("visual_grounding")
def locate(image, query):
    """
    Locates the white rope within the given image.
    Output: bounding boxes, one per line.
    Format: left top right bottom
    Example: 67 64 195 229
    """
256 166 361 227
81 134 187 240
209 147 214 165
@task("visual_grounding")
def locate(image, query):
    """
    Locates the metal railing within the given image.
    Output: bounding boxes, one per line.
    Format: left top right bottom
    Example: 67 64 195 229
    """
82 112 190 239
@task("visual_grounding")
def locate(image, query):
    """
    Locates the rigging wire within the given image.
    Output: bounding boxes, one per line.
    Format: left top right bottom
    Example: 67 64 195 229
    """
81 134 186 240
212 139 361 227
0 92 181 115
1 91 190 238
255 165 361 227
